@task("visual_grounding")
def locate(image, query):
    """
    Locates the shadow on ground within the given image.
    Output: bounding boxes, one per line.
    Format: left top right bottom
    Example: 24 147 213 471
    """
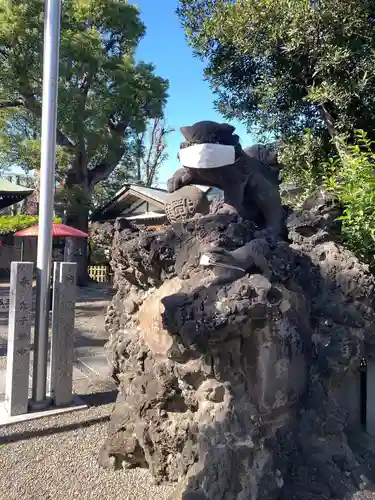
79 390 117 407
0 415 110 445
74 335 107 348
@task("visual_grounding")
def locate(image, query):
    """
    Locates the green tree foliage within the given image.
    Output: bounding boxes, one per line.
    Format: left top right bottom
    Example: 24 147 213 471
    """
279 129 330 201
177 0 375 175
323 130 375 265
0 0 169 229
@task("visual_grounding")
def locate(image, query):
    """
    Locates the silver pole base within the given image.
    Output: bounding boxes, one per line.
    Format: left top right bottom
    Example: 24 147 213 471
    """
28 396 53 412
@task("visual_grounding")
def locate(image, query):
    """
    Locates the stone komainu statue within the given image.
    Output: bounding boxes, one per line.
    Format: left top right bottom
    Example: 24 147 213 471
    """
243 143 284 187
167 121 285 237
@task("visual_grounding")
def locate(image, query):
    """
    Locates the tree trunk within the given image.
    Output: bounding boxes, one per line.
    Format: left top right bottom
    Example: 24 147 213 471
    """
64 174 90 286
62 135 124 285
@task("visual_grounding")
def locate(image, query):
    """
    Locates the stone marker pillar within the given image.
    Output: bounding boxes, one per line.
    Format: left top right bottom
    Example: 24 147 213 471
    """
5 262 33 416
49 262 77 406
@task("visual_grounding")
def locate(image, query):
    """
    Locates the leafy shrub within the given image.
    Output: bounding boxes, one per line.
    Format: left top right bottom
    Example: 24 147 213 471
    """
279 130 334 206
0 215 62 235
281 128 375 266
323 130 375 265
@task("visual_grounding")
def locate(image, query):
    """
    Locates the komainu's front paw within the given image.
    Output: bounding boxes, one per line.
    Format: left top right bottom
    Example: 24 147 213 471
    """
167 168 192 193
167 174 182 193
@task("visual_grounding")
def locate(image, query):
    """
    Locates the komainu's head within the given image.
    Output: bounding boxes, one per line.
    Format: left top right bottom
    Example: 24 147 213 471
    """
177 121 243 168
180 121 239 146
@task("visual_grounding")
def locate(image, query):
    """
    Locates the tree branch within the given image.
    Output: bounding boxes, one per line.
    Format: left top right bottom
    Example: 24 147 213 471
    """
87 147 125 188
0 47 8 60
136 132 145 181
320 103 338 139
0 99 24 109
144 118 159 179
87 111 131 187
105 36 117 54
145 120 173 186
23 94 76 149
0 96 75 148
75 73 91 168
108 115 128 136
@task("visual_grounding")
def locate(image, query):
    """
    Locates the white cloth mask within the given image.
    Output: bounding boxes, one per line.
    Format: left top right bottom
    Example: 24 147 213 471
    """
179 143 236 169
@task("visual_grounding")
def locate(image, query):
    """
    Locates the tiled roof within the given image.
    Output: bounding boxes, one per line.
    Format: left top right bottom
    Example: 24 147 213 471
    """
128 185 170 204
0 179 34 194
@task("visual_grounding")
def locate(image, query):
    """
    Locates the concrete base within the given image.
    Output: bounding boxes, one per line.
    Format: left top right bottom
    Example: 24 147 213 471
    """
0 394 87 427
75 355 110 378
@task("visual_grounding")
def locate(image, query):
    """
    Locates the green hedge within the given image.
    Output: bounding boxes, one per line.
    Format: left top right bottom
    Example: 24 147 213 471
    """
0 215 62 235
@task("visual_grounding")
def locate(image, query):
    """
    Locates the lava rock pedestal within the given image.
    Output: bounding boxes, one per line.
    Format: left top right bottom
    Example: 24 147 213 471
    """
100 197 375 499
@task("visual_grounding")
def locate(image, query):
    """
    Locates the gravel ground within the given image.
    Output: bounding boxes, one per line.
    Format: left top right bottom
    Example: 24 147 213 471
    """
0 284 175 500
0 377 175 500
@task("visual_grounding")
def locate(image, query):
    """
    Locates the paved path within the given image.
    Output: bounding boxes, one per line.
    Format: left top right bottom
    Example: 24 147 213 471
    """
0 282 113 371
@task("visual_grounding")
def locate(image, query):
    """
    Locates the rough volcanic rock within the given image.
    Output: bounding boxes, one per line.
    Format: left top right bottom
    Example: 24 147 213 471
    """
89 221 116 264
90 221 116 248
101 191 375 500
287 188 342 249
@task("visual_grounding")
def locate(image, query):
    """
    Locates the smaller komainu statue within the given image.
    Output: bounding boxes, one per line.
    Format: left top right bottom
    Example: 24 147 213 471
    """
164 185 210 223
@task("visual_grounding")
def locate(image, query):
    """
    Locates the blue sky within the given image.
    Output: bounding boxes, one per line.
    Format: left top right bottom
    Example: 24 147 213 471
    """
132 0 256 184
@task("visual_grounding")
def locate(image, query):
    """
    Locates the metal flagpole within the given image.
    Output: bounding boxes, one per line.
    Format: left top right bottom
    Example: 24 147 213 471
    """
31 0 62 407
